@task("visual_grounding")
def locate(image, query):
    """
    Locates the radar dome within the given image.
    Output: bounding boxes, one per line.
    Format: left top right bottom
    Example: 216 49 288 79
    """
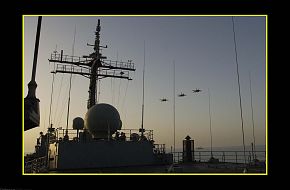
84 103 122 139
72 117 84 130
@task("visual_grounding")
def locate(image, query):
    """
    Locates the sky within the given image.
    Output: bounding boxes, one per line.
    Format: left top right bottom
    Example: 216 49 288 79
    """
24 16 266 153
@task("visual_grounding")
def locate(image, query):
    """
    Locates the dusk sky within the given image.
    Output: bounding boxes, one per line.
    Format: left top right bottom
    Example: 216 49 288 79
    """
24 16 266 153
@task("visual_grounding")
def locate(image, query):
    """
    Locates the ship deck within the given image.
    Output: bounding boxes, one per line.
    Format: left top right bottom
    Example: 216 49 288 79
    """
47 162 266 174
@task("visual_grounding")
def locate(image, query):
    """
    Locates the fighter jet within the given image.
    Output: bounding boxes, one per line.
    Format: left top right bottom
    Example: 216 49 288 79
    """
178 92 186 97
192 88 202 93
160 98 169 102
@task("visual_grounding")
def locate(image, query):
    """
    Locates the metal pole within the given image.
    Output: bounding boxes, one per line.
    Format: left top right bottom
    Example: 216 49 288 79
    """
96 76 98 104
31 16 42 82
232 16 247 165
208 88 213 158
249 71 257 160
65 25 76 138
48 72 55 128
173 61 176 155
141 41 145 138
46 125 51 169
25 16 42 130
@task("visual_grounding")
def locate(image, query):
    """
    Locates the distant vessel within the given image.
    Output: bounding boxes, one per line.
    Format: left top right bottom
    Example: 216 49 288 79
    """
197 147 204 150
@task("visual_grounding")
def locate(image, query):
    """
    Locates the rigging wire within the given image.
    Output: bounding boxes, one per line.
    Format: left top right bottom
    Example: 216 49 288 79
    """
111 78 114 104
97 79 101 103
56 76 75 128
65 25 76 137
113 51 119 106
42 107 47 132
52 73 64 124
51 45 64 125
116 51 121 108
48 63 56 128
111 51 118 106
112 79 115 105
95 77 98 104
121 79 129 129
141 41 145 137
121 79 129 113
232 16 247 165
249 71 257 159
208 88 213 158
48 45 57 127
173 60 176 154
122 67 136 129
117 78 122 109
65 75 73 135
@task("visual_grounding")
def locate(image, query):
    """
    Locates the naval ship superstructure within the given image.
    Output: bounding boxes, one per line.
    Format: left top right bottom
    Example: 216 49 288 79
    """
44 121 172 172
24 17 266 174
24 18 173 173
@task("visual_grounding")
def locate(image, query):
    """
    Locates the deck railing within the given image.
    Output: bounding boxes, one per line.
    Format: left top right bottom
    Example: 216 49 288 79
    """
24 156 47 173
172 150 266 164
55 128 154 142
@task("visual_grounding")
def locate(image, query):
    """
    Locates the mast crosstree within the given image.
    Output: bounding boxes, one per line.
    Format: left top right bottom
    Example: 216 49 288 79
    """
49 19 136 109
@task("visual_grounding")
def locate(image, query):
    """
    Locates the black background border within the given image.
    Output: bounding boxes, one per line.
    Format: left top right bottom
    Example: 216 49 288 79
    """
2 0 276 189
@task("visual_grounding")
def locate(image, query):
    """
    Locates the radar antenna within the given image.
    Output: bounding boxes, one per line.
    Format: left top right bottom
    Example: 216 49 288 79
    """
48 19 136 110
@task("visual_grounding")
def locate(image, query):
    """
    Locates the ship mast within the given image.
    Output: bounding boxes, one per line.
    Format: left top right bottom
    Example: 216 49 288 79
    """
49 18 136 115
88 19 101 109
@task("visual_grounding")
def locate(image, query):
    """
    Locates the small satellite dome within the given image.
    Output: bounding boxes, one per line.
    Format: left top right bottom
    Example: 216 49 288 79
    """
72 117 84 130
84 103 122 139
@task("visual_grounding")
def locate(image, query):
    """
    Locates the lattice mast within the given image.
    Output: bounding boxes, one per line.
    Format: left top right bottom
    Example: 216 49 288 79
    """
49 19 135 110
88 19 101 109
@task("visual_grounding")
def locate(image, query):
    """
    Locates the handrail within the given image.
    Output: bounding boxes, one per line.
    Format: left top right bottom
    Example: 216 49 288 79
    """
55 128 154 142
172 150 266 164
24 156 47 173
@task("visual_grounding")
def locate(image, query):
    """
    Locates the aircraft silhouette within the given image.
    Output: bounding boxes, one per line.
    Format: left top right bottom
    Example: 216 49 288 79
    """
160 98 169 102
192 88 202 93
178 92 186 97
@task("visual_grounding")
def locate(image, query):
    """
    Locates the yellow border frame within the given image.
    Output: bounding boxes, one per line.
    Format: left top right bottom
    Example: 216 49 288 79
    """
22 15 25 174
22 14 268 176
